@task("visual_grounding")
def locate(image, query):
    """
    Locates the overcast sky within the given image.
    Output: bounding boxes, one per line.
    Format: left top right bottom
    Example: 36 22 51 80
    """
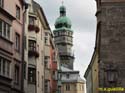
35 0 97 77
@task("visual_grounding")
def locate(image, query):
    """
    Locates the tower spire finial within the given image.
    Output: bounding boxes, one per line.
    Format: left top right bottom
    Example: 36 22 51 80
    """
62 0 64 5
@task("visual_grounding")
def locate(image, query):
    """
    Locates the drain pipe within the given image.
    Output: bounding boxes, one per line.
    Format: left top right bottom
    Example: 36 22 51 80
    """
21 2 28 93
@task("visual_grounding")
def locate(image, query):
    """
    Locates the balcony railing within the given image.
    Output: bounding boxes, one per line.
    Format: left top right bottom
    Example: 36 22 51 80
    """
59 52 74 57
28 24 40 33
28 50 39 58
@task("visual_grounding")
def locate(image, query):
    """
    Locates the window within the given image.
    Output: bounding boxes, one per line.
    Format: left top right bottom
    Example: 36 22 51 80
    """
16 5 20 19
6 24 10 39
66 74 69 79
44 37 48 45
24 36 27 49
29 16 35 25
38 71 39 87
97 0 101 8
24 62 26 79
0 20 2 35
44 56 50 68
29 40 36 51
0 57 10 77
0 0 3 8
15 33 20 52
53 52 56 62
45 80 50 93
14 65 19 84
42 76 43 90
0 19 11 39
3 22 6 37
28 67 36 83
45 32 48 36
66 84 70 91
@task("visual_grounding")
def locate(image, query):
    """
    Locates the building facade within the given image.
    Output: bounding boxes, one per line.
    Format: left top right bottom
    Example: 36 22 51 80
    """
23 0 46 93
84 50 98 93
61 67 85 93
44 29 59 93
96 0 125 89
0 0 24 93
23 0 59 93
85 0 125 93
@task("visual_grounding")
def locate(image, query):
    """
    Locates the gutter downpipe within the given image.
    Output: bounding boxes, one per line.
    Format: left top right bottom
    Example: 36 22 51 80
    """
21 2 28 93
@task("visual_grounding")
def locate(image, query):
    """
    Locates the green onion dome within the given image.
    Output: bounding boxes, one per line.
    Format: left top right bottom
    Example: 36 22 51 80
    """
55 5 72 29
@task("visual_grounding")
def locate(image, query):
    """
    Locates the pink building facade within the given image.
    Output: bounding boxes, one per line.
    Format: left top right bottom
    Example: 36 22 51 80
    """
0 0 24 93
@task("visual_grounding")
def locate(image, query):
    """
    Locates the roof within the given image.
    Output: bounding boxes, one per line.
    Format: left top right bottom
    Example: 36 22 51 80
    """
54 5 73 31
32 1 50 30
55 16 72 27
61 66 79 73
61 66 85 83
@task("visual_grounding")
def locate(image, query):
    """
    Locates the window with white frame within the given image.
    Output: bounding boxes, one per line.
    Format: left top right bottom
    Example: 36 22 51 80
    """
0 57 10 77
0 19 11 39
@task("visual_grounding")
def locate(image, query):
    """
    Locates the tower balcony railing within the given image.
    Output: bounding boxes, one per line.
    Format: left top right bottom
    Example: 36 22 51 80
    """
59 52 74 57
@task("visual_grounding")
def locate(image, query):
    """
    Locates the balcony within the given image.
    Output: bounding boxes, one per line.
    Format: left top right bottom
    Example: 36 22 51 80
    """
28 50 39 58
0 36 13 55
28 24 40 33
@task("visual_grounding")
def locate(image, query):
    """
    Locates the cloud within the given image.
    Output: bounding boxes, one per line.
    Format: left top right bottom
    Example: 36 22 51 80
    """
35 0 97 77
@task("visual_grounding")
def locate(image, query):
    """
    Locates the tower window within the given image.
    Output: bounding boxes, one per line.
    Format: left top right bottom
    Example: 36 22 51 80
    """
66 74 69 79
66 84 70 91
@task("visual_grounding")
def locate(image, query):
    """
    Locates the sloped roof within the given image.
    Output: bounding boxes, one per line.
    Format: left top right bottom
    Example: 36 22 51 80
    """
61 66 85 83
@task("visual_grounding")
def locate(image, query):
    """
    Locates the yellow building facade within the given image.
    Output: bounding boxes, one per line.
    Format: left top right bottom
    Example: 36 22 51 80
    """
61 67 85 93
84 50 99 93
62 82 84 93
